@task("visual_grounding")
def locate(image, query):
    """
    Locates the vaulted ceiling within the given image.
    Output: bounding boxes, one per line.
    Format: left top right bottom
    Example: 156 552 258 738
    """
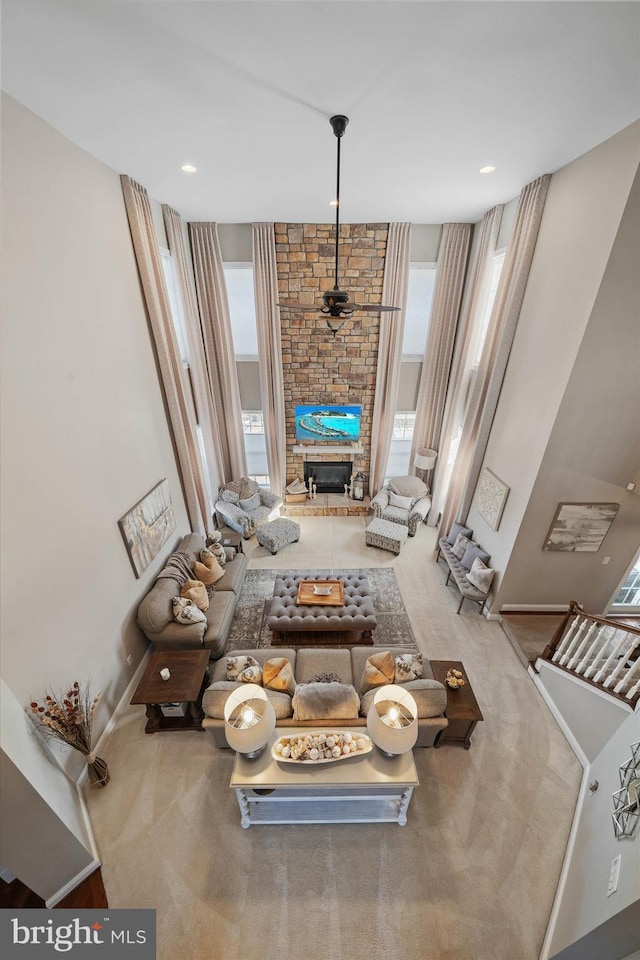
2 1 639 222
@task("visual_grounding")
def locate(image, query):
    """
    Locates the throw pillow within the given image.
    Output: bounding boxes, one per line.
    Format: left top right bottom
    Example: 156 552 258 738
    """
388 491 414 511
360 650 395 694
394 653 423 683
194 556 225 584
172 597 207 625
219 488 240 504
180 579 209 611
466 557 496 592
226 655 263 685
388 475 428 499
461 542 491 571
239 492 262 512
451 533 471 560
446 521 473 546
292 682 359 721
263 657 296 695
202 542 226 566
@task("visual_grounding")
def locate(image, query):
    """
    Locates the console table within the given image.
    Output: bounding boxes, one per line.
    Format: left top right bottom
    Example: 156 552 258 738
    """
230 730 418 828
430 659 484 749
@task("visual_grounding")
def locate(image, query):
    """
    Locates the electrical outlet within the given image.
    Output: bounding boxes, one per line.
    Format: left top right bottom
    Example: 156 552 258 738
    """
602 556 611 565
607 854 621 896
126 653 133 666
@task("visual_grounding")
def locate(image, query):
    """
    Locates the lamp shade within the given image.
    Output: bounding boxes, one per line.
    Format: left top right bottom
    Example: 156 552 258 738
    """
414 448 438 471
224 684 276 758
366 684 418 756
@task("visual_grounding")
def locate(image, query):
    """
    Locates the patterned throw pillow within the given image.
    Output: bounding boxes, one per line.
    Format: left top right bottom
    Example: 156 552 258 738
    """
394 653 423 683
360 650 395 694
461 542 491 571
172 597 207 625
263 657 296 695
451 533 471 560
446 522 473 546
180 579 209 611
466 557 495 593
219 488 240 504
226 655 263 684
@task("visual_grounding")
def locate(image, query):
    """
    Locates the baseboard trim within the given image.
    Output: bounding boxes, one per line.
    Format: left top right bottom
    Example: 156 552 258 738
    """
45 858 102 908
501 604 570 613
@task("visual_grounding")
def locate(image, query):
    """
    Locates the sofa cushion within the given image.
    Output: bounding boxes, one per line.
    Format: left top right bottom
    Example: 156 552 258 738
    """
360 678 446 719
181 579 209 611
446 522 473 546
388 476 428 499
214 553 247 594
360 650 396 694
292 682 360 721
263 657 296 695
295 647 353 685
451 534 472 560
202 681 292 721
466 557 496 592
394 653 423 683
461 542 491 571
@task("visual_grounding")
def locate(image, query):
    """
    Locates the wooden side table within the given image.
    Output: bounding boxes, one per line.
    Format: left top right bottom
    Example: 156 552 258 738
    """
430 660 484 749
217 526 243 554
130 650 210 733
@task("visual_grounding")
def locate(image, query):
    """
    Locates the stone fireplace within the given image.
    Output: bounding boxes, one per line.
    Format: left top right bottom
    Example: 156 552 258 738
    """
304 461 352 494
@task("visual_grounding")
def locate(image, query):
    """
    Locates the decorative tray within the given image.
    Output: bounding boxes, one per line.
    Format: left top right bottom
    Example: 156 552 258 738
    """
296 579 345 606
272 731 372 764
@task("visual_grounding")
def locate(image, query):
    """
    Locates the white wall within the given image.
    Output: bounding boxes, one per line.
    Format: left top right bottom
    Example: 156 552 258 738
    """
464 121 640 610
547 710 640 960
0 94 189 890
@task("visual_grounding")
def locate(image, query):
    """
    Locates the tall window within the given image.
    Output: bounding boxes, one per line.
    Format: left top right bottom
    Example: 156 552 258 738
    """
224 263 269 485
384 263 436 481
609 553 640 612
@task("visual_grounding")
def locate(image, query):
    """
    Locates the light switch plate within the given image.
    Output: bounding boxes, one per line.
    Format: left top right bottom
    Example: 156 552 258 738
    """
607 854 621 896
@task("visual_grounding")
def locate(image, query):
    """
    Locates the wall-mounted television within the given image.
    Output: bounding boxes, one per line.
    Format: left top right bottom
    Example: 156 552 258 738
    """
295 404 361 442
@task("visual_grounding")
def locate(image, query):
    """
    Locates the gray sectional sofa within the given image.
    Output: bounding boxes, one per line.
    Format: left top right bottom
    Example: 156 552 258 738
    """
137 533 247 658
201 645 448 747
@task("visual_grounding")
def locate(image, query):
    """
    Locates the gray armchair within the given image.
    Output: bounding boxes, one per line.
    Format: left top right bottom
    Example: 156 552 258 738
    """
215 478 282 539
370 475 431 536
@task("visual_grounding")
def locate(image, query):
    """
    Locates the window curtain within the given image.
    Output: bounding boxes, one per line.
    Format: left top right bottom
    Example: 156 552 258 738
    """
438 175 551 542
369 222 411 495
162 205 225 510
410 222 472 474
428 205 503 525
252 223 286 496
189 222 247 482
120 176 209 535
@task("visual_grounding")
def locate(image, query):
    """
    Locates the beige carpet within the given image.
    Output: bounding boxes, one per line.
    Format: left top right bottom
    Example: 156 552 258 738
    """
501 614 566 668
87 519 582 960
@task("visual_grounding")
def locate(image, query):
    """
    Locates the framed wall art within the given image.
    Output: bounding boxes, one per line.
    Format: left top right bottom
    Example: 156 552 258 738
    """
118 479 176 577
542 502 619 553
474 467 510 531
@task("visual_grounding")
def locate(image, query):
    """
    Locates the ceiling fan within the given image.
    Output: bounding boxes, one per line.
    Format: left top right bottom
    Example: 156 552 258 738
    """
277 114 400 335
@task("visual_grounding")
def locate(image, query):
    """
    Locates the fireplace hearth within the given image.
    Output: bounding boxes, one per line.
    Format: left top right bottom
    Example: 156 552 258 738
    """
304 461 352 494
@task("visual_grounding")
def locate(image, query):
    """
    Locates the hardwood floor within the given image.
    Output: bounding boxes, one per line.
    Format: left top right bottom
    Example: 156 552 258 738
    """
0 868 108 909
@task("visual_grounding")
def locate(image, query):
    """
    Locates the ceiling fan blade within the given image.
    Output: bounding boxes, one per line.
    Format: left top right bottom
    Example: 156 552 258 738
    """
277 301 320 311
348 303 401 312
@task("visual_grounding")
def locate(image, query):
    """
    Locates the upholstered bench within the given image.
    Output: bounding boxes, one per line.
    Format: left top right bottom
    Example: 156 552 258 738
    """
256 517 300 554
267 572 377 645
365 517 409 554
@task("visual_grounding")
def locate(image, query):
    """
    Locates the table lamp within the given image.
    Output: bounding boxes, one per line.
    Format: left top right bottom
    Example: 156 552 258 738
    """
224 684 276 758
367 684 418 756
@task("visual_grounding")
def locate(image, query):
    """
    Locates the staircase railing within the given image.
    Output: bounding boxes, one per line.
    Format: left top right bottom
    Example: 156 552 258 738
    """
540 600 640 707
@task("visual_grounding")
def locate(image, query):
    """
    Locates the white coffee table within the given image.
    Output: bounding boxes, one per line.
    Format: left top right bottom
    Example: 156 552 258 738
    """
230 729 419 828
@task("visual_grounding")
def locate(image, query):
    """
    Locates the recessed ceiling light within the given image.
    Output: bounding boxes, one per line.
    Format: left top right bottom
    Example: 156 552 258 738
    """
181 163 197 173
329 199 339 206
479 165 496 174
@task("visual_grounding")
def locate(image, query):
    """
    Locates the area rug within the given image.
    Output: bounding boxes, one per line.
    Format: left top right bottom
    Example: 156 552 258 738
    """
224 567 417 653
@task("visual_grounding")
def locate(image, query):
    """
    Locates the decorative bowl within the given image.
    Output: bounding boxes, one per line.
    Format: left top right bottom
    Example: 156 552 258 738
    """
272 731 372 764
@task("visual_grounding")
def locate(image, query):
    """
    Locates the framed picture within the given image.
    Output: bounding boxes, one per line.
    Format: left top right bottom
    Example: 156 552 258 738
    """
118 479 176 577
542 502 619 553
474 468 510 531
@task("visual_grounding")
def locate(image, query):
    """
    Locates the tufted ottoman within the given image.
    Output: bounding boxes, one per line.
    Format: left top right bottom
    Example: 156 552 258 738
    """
267 572 377 646
256 517 300 554
365 518 409 554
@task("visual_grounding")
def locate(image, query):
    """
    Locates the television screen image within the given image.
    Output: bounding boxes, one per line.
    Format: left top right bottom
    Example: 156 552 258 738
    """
295 405 361 441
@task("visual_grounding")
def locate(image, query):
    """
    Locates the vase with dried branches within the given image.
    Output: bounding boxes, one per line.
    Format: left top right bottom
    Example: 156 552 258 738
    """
30 681 110 787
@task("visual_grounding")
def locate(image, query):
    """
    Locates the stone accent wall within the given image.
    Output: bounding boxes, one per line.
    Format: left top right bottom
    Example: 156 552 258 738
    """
275 223 389 489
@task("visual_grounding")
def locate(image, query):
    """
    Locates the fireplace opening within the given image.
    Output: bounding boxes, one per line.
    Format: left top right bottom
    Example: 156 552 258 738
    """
304 461 352 494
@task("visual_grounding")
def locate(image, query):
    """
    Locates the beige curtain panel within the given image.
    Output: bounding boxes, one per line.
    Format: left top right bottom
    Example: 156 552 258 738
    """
120 176 209 536
252 223 287 496
429 205 503 525
410 222 472 472
369 222 411 496
163 205 225 514
189 222 247 483
439 175 551 542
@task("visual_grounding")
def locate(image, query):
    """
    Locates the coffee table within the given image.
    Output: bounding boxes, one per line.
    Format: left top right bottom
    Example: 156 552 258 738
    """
231 729 418 828
267 573 377 647
130 650 210 733
430 660 484 749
